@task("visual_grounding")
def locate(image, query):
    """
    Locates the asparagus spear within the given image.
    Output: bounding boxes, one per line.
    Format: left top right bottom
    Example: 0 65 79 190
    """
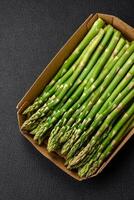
31 115 49 135
86 107 134 177
68 89 134 167
28 119 43 133
106 38 127 65
23 18 105 115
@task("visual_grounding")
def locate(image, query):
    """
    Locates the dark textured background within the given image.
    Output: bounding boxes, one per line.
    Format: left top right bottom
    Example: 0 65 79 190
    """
0 0 134 200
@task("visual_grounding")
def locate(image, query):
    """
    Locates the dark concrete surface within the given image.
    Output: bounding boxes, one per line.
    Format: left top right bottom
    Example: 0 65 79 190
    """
0 1 134 200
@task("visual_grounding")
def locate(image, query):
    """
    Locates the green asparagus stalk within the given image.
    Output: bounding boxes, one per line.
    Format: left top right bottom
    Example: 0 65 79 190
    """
22 44 90 128
28 119 42 133
31 115 49 135
23 18 105 115
106 38 127 65
68 89 134 167
86 107 134 177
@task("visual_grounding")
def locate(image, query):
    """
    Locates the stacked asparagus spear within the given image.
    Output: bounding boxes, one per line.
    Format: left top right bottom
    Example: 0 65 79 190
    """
21 18 134 178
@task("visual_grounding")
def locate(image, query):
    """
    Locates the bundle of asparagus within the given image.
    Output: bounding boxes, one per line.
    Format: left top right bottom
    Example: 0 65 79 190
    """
21 18 134 178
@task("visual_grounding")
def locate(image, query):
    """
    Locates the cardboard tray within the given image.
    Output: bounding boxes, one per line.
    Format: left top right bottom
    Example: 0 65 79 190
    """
17 13 134 181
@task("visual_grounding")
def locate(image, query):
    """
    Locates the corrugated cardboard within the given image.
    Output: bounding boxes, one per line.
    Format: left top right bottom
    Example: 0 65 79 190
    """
17 13 134 181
